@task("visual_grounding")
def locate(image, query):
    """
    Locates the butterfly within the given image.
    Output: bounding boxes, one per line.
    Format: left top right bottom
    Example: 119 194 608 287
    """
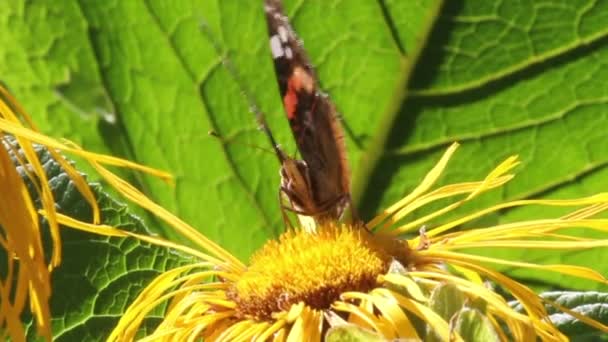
263 0 356 225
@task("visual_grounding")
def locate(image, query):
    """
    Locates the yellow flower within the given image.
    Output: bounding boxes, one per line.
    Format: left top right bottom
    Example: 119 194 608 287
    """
93 144 607 341
3 86 608 341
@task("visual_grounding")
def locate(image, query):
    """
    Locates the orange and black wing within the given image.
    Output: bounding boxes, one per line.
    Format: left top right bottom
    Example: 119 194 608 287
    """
264 0 351 219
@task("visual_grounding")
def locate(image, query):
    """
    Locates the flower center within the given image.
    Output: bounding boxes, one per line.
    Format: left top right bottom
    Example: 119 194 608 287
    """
228 223 407 320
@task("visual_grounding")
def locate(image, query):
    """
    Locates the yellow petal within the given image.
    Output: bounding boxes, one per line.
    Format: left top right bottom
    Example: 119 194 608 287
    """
368 142 460 228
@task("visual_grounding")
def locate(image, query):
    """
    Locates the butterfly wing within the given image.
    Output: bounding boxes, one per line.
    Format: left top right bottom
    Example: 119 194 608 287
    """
264 0 351 219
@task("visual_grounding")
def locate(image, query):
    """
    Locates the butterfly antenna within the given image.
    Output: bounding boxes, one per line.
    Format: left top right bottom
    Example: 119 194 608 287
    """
199 20 287 165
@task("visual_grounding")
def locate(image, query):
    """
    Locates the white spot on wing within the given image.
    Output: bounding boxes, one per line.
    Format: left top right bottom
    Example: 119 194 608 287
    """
278 26 288 42
285 47 293 59
270 35 284 58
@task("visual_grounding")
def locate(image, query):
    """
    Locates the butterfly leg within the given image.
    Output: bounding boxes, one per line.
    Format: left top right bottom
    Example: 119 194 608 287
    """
278 187 296 230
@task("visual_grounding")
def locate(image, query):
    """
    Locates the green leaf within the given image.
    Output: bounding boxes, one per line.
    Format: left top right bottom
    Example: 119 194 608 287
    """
0 2 114 171
512 291 608 338
3 140 193 341
365 0 608 289
411 2 608 94
2 0 608 286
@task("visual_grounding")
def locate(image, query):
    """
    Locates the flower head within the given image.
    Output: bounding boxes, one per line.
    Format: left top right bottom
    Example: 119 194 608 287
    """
101 143 608 341
230 223 407 321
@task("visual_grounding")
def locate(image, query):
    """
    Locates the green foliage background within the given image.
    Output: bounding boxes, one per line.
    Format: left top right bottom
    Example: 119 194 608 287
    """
2 0 608 339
